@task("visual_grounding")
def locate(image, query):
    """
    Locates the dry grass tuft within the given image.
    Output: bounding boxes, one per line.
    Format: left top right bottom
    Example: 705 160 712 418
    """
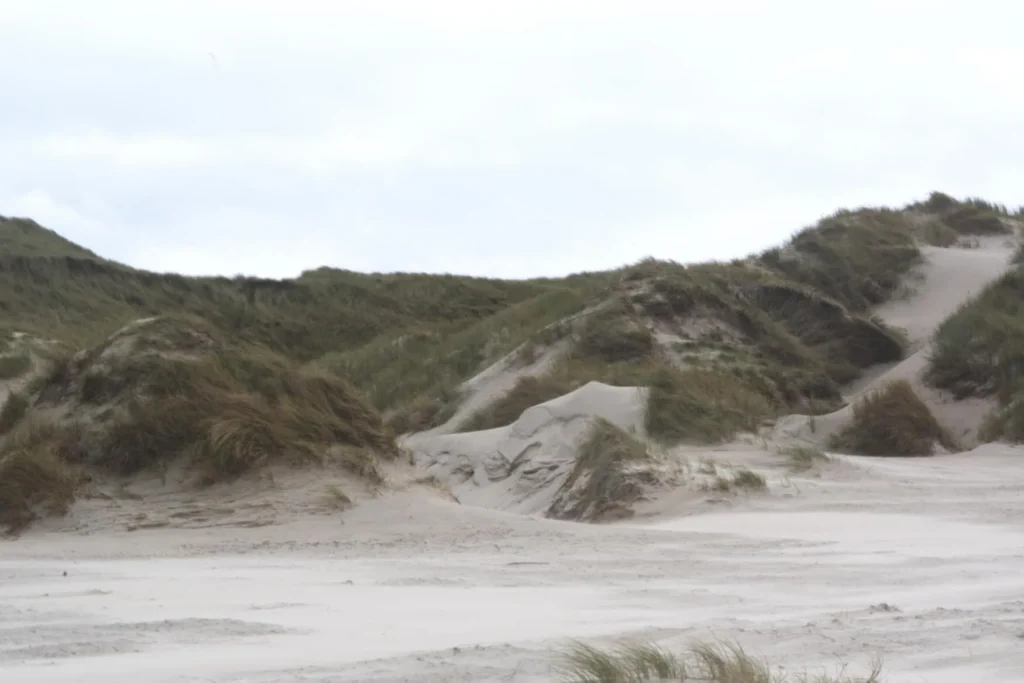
0 352 31 380
731 468 767 490
830 380 953 456
547 418 654 521
781 445 830 472
0 316 398 531
0 418 85 534
925 260 1024 443
558 641 687 682
557 639 884 682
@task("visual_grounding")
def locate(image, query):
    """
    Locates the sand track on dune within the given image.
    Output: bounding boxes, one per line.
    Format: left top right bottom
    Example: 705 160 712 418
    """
775 236 1018 449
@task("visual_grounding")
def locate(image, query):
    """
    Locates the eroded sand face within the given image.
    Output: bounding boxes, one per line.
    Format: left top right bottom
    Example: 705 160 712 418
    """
3 445 1023 682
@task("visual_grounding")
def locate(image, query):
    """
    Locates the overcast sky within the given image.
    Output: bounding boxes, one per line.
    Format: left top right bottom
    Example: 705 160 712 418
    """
2 1 1022 279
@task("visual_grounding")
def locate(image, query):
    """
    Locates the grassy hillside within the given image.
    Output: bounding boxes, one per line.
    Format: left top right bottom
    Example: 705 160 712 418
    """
2 191 1018 444
0 214 570 359
1 192 1019 532
0 315 399 532
0 217 105 261
424 194 1019 440
926 241 1024 441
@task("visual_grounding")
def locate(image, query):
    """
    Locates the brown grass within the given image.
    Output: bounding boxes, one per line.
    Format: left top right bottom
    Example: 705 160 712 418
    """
925 262 1024 443
547 418 654 521
458 354 776 445
557 639 884 682
0 316 399 530
830 380 953 456
0 418 85 534
0 352 31 380
85 343 398 483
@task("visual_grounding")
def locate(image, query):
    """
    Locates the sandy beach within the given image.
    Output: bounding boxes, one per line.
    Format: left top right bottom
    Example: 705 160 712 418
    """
3 439 1023 682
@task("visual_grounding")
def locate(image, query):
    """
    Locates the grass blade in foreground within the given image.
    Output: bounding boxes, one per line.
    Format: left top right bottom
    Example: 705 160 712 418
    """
557 640 883 682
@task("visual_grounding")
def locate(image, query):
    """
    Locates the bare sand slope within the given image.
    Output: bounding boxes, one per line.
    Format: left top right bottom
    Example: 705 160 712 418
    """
406 380 648 516
774 237 1018 448
416 340 571 438
2 444 1023 682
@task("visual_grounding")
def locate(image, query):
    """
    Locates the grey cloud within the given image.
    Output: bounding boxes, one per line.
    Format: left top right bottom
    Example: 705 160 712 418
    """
1 1 1022 279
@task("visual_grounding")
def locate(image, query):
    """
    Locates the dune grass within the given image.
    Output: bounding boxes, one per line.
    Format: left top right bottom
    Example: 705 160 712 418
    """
557 640 883 683
0 352 31 380
0 316 400 531
314 285 605 431
548 418 653 521
454 245 916 443
758 208 923 312
925 256 1024 442
731 468 768 490
830 380 953 456
0 418 85 534
0 215 568 361
457 355 777 444
781 445 830 472
78 335 397 481
3 192 1007 450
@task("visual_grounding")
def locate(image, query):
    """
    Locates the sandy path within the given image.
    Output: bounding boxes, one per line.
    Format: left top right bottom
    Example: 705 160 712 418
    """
3 445 1023 682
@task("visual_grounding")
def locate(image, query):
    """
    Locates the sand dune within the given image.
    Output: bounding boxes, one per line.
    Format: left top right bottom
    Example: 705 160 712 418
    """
3 226 1023 681
774 236 1017 449
408 380 649 517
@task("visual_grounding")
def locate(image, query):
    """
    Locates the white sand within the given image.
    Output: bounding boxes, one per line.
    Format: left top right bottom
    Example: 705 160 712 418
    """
774 236 1018 448
2 444 1023 682
407 380 649 516
3 235 1023 681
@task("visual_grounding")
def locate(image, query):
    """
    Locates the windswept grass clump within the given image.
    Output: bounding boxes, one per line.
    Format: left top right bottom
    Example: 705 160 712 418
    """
74 339 397 482
910 192 1013 237
557 639 884 683
0 315 399 531
939 204 1010 236
926 261 1024 442
927 267 1024 400
782 445 830 472
759 209 923 312
548 418 653 521
830 380 953 456
645 366 776 444
0 352 31 380
731 468 767 490
575 300 655 364
0 418 85 533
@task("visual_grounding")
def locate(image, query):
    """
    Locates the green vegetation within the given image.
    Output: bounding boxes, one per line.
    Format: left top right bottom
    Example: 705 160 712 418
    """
548 418 653 521
926 255 1024 441
0 217 105 260
557 640 883 683
0 315 398 533
0 215 566 360
907 191 1014 236
459 247 911 442
0 418 85 533
704 467 767 494
781 445 830 472
830 380 953 456
731 468 768 490
759 208 924 311
0 352 31 380
315 285 604 431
